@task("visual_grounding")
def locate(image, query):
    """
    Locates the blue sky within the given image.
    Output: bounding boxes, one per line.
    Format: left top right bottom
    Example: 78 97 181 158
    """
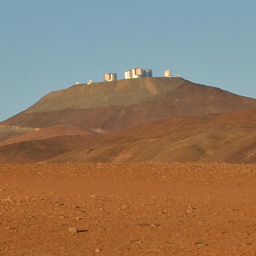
0 0 256 121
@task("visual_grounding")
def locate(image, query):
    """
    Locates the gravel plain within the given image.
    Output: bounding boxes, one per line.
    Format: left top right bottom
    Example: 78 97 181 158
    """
0 163 255 256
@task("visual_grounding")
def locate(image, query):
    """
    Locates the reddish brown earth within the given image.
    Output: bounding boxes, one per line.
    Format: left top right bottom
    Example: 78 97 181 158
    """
0 163 256 255
1 109 256 164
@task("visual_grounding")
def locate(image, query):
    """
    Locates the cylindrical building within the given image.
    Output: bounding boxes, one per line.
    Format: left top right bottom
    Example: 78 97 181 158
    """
130 68 137 78
125 70 131 79
136 68 144 77
144 69 153 77
104 73 117 82
164 70 172 77
104 73 111 81
110 73 117 81
130 68 144 78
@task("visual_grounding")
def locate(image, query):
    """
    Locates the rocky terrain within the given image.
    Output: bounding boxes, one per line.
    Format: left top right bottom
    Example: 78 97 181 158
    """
0 163 255 255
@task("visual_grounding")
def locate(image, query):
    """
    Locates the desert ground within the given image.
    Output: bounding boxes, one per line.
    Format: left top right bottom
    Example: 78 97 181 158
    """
0 163 255 256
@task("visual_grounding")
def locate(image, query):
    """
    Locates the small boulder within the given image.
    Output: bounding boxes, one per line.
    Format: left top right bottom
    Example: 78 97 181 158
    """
68 227 78 233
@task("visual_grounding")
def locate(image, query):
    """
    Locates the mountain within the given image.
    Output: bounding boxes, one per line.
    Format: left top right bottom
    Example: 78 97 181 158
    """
2 77 256 133
1 77 256 163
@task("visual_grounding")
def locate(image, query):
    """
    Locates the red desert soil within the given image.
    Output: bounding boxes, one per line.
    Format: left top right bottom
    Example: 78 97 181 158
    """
0 163 256 255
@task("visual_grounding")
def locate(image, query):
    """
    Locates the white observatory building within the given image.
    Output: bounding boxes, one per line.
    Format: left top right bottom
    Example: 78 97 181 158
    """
164 70 172 77
124 68 153 79
104 73 117 82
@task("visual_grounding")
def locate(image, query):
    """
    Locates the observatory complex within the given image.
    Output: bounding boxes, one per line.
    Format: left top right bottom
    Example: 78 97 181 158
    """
82 68 175 84
103 68 173 82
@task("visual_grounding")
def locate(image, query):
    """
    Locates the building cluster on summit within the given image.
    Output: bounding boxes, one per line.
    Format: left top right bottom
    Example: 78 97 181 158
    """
104 68 175 82
76 68 179 85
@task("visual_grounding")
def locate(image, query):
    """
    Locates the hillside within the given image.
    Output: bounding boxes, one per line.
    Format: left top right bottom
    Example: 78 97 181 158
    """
0 125 37 142
44 111 256 164
1 110 256 164
2 77 256 134
0 124 94 147
0 135 95 164
26 77 184 112
1 77 256 164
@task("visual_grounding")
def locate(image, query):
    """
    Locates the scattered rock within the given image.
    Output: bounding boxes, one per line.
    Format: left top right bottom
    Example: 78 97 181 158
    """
55 201 64 206
157 210 166 214
151 223 160 227
195 242 207 247
68 227 78 233
130 239 142 244
186 206 196 213
95 248 102 252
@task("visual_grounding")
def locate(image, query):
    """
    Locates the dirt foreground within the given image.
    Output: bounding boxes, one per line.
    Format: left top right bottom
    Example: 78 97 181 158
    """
0 163 255 256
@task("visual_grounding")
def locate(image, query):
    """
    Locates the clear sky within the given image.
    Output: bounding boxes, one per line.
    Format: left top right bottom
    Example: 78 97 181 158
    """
0 0 256 121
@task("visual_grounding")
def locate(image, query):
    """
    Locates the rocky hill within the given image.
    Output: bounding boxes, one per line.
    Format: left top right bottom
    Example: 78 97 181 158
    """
1 77 256 163
2 77 256 133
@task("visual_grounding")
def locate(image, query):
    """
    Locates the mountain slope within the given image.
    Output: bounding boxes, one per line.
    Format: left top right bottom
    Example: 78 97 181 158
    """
44 112 256 163
2 78 256 133
1 110 256 164
0 124 94 147
0 125 37 142
0 134 95 164
200 132 256 163
26 77 184 112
